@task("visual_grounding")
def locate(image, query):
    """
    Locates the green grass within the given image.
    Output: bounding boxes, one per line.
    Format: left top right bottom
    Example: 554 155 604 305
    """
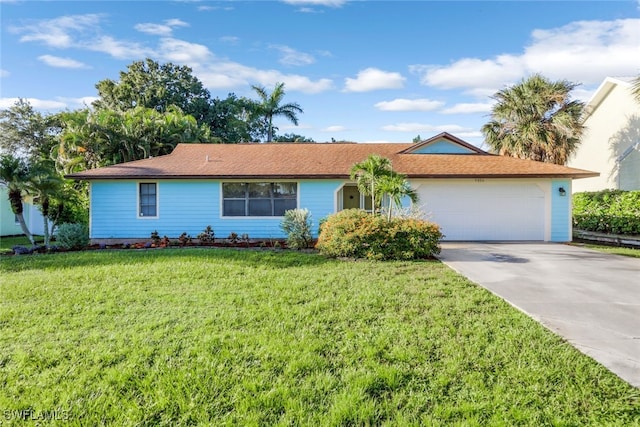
571 242 640 258
1 249 638 426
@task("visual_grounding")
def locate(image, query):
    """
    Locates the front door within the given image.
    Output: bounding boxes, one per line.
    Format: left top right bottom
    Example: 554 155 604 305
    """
340 185 372 211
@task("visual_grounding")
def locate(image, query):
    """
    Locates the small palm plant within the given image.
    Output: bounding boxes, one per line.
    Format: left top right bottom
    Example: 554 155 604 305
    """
377 172 419 220
349 154 393 214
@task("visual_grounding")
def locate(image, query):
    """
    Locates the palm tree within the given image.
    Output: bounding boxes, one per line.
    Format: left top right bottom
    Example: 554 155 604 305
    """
349 154 393 214
482 74 585 165
251 82 303 142
632 75 640 104
0 154 35 245
26 162 63 246
377 172 419 220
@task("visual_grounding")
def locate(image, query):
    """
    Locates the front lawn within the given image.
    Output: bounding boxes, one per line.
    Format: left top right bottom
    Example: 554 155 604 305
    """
1 249 638 425
571 242 640 259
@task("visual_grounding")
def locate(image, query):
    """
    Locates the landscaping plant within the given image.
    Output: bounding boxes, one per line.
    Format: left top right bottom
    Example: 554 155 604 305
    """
54 222 89 250
316 209 443 260
573 190 640 235
281 208 313 249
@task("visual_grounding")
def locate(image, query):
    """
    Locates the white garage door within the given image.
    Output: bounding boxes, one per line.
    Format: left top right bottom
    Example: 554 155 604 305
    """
417 181 545 241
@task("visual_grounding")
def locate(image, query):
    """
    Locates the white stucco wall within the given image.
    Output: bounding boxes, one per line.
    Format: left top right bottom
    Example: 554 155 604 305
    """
569 78 640 193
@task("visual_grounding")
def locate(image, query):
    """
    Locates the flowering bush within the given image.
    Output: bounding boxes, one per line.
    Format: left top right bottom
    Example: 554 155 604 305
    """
316 209 443 260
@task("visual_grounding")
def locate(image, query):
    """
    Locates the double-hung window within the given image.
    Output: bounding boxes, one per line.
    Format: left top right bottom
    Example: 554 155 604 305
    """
139 183 157 217
223 182 297 217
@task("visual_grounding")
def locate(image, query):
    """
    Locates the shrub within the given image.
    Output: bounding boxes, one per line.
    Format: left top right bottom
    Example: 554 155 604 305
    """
573 190 640 235
281 208 313 250
316 209 443 260
150 230 161 245
178 232 192 246
55 223 90 250
197 225 215 244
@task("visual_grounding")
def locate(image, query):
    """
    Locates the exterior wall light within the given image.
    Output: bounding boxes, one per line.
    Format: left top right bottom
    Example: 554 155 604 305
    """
558 187 566 196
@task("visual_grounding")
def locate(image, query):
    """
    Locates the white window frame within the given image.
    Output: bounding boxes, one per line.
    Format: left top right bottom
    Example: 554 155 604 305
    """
137 182 159 219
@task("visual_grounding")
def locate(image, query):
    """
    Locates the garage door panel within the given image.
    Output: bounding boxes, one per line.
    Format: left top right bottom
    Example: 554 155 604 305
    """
419 183 545 241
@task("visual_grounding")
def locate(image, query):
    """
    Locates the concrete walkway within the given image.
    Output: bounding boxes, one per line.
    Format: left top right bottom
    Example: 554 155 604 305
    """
438 242 640 388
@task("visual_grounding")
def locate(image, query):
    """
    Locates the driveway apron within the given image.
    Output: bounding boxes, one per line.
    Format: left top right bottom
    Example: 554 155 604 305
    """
438 242 640 388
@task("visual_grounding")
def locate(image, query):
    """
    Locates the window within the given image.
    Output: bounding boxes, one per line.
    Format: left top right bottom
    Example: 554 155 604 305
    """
139 183 157 217
223 182 297 216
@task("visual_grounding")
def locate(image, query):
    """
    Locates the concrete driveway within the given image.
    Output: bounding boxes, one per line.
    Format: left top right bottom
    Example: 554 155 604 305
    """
438 242 640 388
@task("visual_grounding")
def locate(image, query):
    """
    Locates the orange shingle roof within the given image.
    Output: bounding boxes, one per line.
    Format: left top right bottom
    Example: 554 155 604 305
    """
67 142 598 180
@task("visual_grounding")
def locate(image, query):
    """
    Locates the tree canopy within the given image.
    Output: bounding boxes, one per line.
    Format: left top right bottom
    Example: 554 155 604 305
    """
93 58 212 124
0 99 58 162
482 74 585 165
55 106 214 173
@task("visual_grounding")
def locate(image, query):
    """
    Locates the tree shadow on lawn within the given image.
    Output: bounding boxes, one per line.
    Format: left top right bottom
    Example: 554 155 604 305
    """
0 247 337 274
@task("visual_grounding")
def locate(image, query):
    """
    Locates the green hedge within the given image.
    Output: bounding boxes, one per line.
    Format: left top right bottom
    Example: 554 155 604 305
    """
573 190 640 235
316 209 443 260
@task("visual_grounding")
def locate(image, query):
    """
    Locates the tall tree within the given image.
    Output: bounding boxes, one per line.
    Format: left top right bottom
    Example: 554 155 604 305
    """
376 172 419 220
93 58 212 123
482 74 585 165
251 82 303 142
349 154 393 214
0 99 57 162
0 155 35 245
206 94 265 143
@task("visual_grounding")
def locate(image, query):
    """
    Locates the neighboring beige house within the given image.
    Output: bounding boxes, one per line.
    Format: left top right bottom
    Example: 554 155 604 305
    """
569 77 640 193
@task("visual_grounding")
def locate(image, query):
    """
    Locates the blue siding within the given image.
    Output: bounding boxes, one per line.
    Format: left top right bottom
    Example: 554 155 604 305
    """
90 179 343 239
550 179 571 242
412 139 474 154
300 181 343 235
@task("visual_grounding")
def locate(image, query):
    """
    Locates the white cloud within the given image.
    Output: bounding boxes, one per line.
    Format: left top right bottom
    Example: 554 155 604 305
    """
198 5 233 11
270 45 315 66
220 36 240 44
381 123 472 134
196 61 333 94
344 68 405 92
0 97 67 110
88 36 154 59
159 38 213 65
441 102 493 114
322 125 347 132
412 18 640 95
375 98 444 112
165 19 188 27
282 0 347 7
38 55 90 69
9 14 102 48
0 96 98 110
135 23 173 36
0 69 9 78
135 19 189 36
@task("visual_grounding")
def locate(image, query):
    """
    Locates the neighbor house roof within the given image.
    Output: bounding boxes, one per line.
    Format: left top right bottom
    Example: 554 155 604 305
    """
67 133 598 180
582 77 636 122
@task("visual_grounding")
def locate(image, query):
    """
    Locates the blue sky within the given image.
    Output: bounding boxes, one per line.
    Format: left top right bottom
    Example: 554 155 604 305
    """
1 1 639 146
